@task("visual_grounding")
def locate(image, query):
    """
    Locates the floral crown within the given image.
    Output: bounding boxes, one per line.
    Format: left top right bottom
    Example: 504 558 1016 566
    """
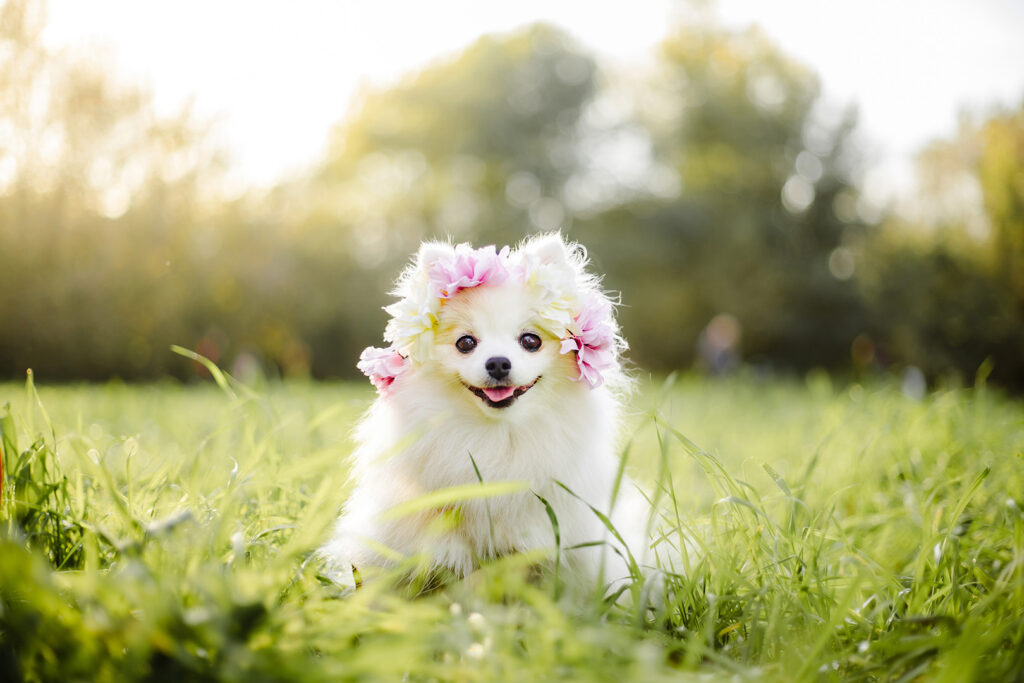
358 236 623 394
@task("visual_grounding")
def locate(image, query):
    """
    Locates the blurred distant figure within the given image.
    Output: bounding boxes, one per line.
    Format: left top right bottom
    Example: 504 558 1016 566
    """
901 365 927 400
232 351 265 385
698 313 742 375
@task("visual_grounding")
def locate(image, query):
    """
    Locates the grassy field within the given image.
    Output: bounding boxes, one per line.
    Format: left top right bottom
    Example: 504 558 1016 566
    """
1 371 1022 681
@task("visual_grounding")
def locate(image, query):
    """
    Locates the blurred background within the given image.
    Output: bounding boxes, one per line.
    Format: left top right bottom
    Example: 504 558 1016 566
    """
1 0 1022 390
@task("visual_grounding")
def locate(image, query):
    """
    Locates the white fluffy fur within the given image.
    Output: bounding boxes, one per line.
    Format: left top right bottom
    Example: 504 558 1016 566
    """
320 234 648 589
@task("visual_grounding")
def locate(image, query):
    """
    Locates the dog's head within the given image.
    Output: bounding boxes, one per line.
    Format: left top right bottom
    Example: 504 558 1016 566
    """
432 273 576 410
359 234 625 414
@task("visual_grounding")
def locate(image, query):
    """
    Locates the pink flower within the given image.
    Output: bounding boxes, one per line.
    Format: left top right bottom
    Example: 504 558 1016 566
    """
357 346 406 394
428 245 510 299
560 295 617 389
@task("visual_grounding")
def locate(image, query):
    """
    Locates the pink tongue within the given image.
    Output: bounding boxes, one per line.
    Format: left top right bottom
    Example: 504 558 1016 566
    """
482 386 516 402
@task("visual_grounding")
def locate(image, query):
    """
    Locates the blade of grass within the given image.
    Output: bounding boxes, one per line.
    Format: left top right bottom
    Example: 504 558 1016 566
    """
170 345 237 400
380 481 528 521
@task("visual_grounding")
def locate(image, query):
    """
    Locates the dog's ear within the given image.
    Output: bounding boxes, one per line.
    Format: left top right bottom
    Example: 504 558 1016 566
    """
521 233 570 266
415 241 453 271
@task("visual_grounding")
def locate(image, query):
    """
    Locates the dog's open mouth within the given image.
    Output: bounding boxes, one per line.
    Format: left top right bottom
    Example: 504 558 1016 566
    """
465 379 538 409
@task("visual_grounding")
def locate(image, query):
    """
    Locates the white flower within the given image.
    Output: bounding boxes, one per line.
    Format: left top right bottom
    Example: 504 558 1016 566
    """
383 290 440 360
513 252 582 335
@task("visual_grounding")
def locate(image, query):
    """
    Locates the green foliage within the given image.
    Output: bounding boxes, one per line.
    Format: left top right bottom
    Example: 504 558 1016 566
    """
979 105 1024 300
859 103 1024 389
859 233 1024 387
0 373 82 569
1 376 1022 681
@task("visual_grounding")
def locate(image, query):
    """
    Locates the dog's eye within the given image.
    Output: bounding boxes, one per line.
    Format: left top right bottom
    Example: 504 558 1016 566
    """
455 335 477 354
519 333 542 352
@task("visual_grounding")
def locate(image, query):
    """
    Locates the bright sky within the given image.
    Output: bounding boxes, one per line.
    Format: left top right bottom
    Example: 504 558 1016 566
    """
44 0 1024 199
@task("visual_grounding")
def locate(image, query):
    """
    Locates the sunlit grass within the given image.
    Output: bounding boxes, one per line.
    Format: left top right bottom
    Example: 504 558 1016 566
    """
1 372 1022 681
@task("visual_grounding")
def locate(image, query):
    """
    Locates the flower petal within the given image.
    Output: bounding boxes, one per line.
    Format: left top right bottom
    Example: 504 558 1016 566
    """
357 346 407 395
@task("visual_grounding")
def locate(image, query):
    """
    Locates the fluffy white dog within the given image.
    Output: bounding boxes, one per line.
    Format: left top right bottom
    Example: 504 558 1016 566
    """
320 233 649 591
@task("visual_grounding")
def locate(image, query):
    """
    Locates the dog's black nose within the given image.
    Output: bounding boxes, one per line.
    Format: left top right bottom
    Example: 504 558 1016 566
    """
485 356 511 380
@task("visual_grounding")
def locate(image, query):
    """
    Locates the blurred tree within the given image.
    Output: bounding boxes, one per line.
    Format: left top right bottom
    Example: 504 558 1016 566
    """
859 103 1024 388
859 233 1021 386
978 104 1024 301
0 0 230 379
579 23 870 372
977 106 1024 385
310 23 595 250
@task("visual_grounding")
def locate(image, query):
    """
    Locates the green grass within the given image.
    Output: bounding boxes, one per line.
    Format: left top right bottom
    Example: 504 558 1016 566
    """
1 371 1023 681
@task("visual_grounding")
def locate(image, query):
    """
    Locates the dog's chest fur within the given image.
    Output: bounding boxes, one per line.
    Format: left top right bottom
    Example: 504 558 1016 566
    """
333 377 623 576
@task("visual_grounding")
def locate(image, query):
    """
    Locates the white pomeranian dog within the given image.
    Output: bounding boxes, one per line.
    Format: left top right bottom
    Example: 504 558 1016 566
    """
320 233 650 591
